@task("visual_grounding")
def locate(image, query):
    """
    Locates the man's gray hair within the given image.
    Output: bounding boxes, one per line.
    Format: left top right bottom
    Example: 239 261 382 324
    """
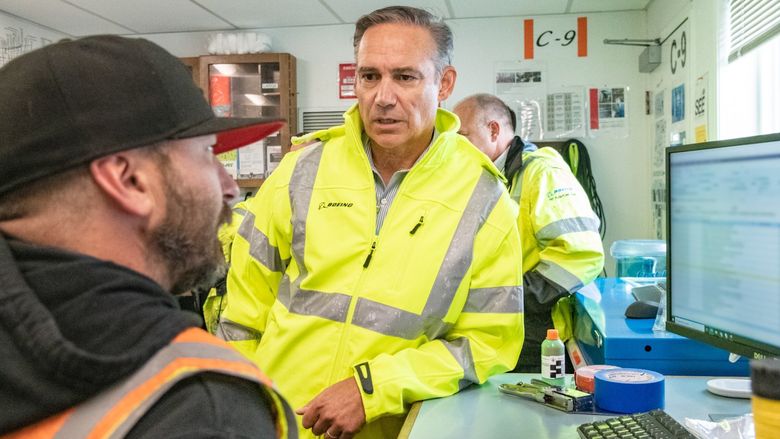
460 93 516 131
353 6 453 76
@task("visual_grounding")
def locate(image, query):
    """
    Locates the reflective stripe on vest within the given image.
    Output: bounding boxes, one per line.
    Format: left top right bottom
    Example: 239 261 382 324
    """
2 328 297 439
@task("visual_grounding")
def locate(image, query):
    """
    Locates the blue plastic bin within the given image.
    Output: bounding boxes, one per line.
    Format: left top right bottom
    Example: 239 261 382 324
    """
610 239 667 278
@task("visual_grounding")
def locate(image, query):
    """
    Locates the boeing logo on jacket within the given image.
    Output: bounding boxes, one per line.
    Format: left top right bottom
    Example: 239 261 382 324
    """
318 201 354 210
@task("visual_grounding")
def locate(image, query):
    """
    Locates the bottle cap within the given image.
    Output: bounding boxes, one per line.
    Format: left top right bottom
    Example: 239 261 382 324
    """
546 329 559 340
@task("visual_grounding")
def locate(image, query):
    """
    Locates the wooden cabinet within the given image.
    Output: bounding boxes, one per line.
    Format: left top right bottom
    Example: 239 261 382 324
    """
178 56 200 85
183 53 297 188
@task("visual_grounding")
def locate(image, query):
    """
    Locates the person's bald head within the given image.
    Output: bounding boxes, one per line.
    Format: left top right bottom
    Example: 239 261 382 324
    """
453 93 516 161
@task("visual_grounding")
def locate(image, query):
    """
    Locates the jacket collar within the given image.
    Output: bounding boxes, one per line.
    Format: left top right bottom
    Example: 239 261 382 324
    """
503 136 526 181
342 104 462 169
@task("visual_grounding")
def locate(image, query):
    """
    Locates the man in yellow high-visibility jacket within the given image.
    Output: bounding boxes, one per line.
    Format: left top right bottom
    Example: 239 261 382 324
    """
218 7 524 439
454 93 604 372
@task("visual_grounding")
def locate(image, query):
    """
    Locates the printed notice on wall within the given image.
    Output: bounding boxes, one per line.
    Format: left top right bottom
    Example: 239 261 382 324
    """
654 119 667 171
694 74 707 142
588 86 628 138
217 151 237 179
652 178 666 240
339 63 356 99
495 61 547 141
503 96 544 141
237 140 265 178
654 89 665 118
495 66 545 94
545 87 585 139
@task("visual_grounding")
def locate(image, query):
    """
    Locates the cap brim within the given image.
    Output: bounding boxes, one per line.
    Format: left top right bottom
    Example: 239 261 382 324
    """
174 117 286 155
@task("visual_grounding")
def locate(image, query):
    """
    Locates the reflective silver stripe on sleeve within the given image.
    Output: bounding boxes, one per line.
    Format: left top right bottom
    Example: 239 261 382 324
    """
55 339 282 439
237 210 285 273
536 260 584 293
215 318 263 342
463 286 523 313
234 207 247 217
352 169 505 340
351 297 454 340
276 145 352 322
277 273 293 309
289 145 323 279
535 216 601 245
442 337 478 390
287 289 352 322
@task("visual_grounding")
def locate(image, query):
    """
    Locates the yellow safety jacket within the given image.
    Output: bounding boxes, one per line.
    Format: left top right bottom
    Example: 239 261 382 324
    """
220 106 524 438
1 328 295 439
203 203 248 334
508 145 604 341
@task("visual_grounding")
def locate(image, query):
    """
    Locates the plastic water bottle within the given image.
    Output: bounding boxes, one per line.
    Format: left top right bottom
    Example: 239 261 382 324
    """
541 329 566 386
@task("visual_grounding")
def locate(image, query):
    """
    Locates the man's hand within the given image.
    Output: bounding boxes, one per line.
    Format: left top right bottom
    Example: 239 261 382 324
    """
296 377 366 439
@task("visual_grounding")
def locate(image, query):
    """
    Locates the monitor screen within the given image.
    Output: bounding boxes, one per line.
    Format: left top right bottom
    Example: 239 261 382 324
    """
666 132 780 360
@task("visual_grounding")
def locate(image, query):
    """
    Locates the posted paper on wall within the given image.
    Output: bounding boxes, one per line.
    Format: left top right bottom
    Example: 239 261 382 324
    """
545 87 585 139
588 86 628 138
694 74 708 142
495 61 547 141
237 140 265 178
217 151 237 179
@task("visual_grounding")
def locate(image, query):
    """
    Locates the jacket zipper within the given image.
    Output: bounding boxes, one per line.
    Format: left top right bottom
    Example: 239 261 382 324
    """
409 216 424 235
363 240 377 268
328 130 437 386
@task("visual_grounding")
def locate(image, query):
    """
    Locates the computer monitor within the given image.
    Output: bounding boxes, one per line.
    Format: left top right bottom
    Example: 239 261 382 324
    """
666 132 780 362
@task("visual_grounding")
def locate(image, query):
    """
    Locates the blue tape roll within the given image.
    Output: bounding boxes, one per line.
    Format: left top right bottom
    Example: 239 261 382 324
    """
594 368 665 414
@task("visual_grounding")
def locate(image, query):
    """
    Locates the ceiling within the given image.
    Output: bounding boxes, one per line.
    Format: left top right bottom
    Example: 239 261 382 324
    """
0 0 652 37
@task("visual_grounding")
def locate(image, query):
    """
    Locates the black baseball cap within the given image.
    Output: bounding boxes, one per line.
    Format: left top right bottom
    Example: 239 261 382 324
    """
0 35 285 196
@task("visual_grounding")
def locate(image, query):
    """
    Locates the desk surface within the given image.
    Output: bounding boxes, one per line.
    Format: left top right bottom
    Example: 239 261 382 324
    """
404 373 751 439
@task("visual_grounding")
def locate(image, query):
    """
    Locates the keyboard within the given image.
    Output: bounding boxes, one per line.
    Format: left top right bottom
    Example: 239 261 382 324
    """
577 409 697 439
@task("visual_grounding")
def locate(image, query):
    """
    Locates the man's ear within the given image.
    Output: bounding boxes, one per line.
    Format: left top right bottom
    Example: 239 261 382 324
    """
89 152 158 218
488 120 501 142
437 66 457 102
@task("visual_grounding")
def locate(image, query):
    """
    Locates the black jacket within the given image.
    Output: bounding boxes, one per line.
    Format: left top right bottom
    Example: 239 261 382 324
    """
0 234 275 438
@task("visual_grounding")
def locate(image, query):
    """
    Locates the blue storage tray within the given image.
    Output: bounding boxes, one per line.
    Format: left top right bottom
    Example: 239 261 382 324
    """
574 278 749 376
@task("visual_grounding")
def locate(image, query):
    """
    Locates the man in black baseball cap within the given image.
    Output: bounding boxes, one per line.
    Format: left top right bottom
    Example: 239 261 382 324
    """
0 35 296 438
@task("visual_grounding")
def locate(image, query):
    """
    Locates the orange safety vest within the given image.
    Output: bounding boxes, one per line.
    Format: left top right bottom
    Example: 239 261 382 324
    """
1 328 297 439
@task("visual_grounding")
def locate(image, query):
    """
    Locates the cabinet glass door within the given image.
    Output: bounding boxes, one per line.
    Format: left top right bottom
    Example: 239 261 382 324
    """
200 54 296 188
207 62 280 185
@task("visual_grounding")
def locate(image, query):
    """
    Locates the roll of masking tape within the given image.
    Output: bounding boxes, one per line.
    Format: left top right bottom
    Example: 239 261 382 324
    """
575 365 619 393
594 368 665 414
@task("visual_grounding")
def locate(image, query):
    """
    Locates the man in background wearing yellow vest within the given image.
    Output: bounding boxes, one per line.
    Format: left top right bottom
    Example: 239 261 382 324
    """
454 93 604 372
0 36 295 438
218 6 524 439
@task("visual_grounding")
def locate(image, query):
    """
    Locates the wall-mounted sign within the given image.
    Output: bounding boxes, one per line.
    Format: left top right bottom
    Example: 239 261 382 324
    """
339 63 356 99
671 83 685 123
665 19 689 76
523 17 588 59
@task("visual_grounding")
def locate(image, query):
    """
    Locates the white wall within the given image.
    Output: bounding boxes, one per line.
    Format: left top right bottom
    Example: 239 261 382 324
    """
144 11 653 275
644 0 720 242
447 12 651 274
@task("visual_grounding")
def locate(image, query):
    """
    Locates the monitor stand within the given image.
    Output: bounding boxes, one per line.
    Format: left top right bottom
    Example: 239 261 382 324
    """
705 353 752 399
